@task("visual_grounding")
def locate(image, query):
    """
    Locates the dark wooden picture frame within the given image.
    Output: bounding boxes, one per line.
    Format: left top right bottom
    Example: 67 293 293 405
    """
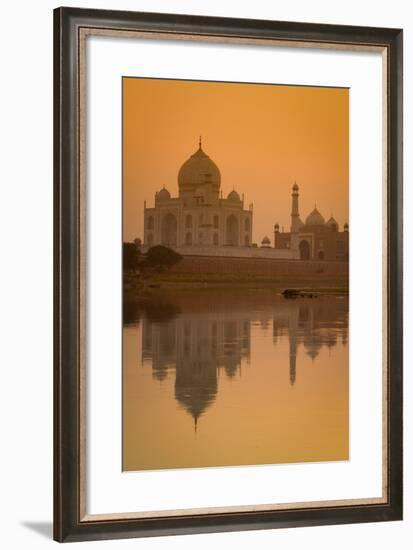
54 6 403 542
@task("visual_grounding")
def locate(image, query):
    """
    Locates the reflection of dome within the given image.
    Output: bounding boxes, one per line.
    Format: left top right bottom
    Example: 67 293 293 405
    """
305 207 325 226
175 363 217 428
157 187 171 200
178 141 221 194
304 338 322 360
227 189 240 201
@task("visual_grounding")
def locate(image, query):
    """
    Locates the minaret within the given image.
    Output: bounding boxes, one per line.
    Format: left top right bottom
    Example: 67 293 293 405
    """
290 182 300 256
291 182 300 231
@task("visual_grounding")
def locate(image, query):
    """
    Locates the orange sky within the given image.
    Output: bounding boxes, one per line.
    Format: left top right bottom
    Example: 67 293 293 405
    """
123 78 348 243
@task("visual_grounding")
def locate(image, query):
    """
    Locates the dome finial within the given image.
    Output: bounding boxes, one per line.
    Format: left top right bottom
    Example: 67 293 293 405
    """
199 135 202 149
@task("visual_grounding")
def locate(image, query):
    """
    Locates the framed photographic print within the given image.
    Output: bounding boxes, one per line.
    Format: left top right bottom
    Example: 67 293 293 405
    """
53 6 403 542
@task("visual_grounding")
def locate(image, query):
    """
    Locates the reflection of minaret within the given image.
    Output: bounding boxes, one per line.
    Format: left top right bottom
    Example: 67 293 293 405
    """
142 321 177 381
289 309 298 386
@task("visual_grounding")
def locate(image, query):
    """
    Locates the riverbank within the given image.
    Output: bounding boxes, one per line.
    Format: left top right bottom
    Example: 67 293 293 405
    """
124 271 349 298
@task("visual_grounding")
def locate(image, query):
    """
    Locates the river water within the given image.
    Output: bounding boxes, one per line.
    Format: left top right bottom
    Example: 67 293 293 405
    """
123 289 348 471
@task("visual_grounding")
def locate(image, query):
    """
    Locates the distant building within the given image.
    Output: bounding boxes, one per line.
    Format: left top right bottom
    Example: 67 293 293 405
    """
274 183 349 262
143 140 348 261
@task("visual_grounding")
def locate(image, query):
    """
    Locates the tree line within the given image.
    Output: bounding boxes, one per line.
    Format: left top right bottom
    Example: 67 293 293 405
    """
123 243 182 273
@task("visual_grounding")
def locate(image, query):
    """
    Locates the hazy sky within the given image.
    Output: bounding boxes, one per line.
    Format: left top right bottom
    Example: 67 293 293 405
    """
123 78 348 243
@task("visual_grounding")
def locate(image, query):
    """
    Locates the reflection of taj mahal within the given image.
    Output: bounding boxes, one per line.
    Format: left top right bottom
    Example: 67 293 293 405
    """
140 294 348 427
143 139 349 261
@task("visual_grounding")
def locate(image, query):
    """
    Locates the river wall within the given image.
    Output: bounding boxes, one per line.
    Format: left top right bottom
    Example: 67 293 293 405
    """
170 255 348 281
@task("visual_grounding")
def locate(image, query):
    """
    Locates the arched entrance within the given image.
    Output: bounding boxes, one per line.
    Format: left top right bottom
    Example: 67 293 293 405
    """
299 240 310 260
226 215 239 246
161 213 177 246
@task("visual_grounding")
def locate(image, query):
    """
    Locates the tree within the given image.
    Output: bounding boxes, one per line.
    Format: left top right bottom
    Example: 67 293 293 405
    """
145 245 182 271
123 242 141 271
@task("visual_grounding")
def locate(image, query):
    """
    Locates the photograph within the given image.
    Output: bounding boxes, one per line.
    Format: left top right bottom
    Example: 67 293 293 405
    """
122 77 350 471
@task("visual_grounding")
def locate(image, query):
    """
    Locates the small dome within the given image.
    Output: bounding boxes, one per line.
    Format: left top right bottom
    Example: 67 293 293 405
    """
261 236 271 245
292 182 299 191
157 187 171 200
305 207 325 226
326 216 338 230
344 222 349 231
227 189 240 201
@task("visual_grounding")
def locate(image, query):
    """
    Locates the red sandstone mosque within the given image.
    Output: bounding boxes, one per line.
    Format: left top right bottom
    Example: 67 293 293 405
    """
143 140 348 262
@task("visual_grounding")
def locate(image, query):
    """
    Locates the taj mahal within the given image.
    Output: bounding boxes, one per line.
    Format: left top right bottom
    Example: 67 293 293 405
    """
143 139 349 262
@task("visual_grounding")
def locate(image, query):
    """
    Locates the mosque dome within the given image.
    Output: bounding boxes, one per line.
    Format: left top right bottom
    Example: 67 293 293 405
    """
305 207 325 226
261 236 271 247
227 189 240 201
178 139 221 195
326 216 338 231
157 187 171 200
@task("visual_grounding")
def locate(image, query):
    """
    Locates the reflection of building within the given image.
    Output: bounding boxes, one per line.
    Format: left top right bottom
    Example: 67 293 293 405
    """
142 310 250 427
142 141 348 261
144 138 253 249
272 297 348 384
140 293 348 426
274 183 349 261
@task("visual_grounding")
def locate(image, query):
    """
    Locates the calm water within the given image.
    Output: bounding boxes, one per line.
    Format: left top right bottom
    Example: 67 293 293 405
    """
123 289 348 471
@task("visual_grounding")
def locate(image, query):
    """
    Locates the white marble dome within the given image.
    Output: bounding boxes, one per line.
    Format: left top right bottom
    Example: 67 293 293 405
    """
178 142 221 195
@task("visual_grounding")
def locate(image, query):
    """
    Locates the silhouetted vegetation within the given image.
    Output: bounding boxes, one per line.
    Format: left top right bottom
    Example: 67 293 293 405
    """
123 242 141 272
145 245 182 272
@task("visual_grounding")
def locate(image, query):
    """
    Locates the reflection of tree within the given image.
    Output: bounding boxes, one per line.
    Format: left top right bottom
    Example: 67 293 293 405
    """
136 291 348 426
124 297 180 326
